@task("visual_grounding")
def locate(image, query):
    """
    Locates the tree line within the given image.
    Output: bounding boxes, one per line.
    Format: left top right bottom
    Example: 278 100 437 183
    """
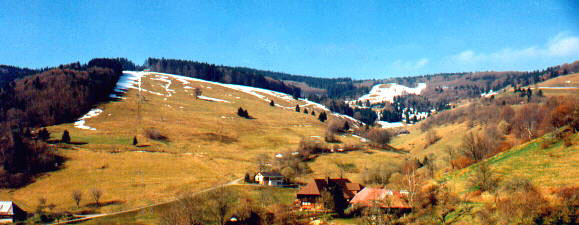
146 58 302 99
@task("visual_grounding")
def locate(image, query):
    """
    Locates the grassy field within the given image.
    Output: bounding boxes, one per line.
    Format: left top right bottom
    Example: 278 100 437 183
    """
304 147 407 184
80 185 298 225
390 122 470 158
0 72 362 214
533 73 579 96
442 132 579 194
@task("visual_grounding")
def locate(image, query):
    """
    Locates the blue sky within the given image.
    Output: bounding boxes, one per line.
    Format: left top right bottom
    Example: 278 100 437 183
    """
1 0 578 79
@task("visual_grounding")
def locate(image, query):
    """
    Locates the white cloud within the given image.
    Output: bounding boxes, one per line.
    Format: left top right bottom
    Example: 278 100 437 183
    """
392 58 430 71
451 32 579 65
547 33 579 57
416 58 429 68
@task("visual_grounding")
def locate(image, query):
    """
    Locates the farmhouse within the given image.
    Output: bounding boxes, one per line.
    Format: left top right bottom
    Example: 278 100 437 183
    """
254 171 285 186
350 187 411 211
296 178 363 210
0 201 26 224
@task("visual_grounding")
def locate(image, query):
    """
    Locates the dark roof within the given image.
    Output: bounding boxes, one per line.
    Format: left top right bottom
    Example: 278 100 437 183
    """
257 171 284 177
297 178 363 199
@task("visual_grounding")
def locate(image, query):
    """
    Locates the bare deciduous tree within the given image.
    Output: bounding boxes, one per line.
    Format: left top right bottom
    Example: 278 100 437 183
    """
425 130 440 146
192 87 202 99
72 190 82 208
91 188 102 207
460 132 495 162
255 153 270 172
367 128 391 146
468 162 499 193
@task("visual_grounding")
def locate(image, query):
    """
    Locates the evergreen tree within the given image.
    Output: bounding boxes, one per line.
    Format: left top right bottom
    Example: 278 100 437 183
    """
327 180 348 216
132 136 138 146
237 107 250 118
311 111 316 116
304 108 308 114
244 173 251 183
342 122 350 132
38 128 50 141
61 130 71 143
295 104 300 112
318 111 327 122
269 100 275 106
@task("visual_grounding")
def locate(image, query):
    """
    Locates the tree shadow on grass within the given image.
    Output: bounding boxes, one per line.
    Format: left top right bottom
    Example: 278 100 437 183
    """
85 200 126 208
199 132 238 144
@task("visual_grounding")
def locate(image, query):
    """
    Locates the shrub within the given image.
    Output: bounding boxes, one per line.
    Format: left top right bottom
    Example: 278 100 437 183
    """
451 156 474 169
459 132 496 162
145 128 168 141
324 130 339 143
38 128 50 141
366 128 391 146
425 130 440 146
237 107 250 119
468 162 499 193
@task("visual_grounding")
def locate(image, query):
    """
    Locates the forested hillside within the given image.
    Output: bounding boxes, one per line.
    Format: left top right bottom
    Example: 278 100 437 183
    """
0 58 124 188
389 60 579 103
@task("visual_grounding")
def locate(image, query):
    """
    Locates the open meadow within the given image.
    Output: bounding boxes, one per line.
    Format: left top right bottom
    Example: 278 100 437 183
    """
0 72 362 214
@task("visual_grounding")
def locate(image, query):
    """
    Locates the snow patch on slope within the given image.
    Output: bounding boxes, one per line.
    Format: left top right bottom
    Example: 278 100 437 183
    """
198 96 231 103
74 109 103 130
376 121 404 128
140 71 364 125
110 71 144 98
353 83 426 104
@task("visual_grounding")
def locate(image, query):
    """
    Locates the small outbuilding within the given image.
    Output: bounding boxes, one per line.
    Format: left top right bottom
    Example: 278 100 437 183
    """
0 201 26 224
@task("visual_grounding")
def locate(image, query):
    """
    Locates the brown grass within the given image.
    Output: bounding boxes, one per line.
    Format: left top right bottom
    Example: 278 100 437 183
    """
0 73 362 213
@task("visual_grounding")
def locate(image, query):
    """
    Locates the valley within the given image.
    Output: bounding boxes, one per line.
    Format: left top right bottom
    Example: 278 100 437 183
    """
0 60 577 225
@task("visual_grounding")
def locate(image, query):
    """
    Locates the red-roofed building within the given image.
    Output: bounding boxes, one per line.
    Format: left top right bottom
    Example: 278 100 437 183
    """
350 187 411 210
296 178 363 210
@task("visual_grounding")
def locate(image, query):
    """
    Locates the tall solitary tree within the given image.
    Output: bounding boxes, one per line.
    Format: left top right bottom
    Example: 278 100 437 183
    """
91 188 103 207
72 190 82 208
61 130 71 143
269 100 275 106
295 104 300 112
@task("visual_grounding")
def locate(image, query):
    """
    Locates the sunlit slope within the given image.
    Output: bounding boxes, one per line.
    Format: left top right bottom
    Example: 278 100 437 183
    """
533 72 579 96
442 132 579 193
0 72 361 213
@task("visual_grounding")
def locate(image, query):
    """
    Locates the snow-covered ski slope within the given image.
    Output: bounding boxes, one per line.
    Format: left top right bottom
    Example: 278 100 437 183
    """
352 83 427 104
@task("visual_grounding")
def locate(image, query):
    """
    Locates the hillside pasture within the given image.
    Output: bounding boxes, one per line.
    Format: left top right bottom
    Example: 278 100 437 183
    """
0 72 361 213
